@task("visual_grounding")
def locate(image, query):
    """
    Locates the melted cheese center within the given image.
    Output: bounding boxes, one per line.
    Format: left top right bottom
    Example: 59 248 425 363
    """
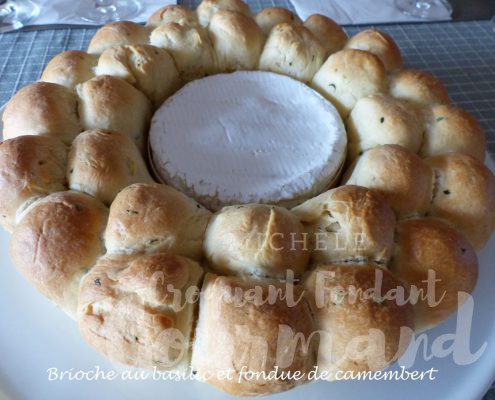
149 71 346 210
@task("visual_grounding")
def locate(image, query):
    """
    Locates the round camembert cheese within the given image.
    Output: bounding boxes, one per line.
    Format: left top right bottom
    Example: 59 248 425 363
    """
149 71 347 210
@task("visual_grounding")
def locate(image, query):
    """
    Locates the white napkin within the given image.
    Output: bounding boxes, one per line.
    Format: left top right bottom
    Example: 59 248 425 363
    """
289 0 452 24
27 0 176 26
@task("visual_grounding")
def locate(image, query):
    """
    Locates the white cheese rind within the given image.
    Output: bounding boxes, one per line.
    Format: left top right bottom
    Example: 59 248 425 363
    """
149 71 347 210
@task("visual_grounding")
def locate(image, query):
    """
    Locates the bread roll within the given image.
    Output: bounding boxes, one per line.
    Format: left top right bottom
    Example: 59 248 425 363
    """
96 44 180 108
303 14 347 58
311 49 387 118
426 153 495 250
389 68 451 107
344 145 434 218
197 0 251 27
2 82 81 144
78 252 204 371
390 218 478 332
255 7 301 35
150 23 217 82
209 11 265 72
304 264 414 380
420 104 486 161
346 94 424 161
40 50 97 90
87 21 150 55
258 22 326 83
146 4 198 29
10 191 108 318
191 274 316 396
105 183 211 260
345 29 402 71
292 185 396 266
204 204 309 279
0 136 68 232
68 129 153 205
76 75 152 153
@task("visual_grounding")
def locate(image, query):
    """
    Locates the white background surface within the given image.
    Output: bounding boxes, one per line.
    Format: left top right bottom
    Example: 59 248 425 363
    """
0 115 494 400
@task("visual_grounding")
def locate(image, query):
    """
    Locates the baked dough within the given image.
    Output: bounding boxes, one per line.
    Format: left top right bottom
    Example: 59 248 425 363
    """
346 93 424 161
304 263 414 380
2 82 81 144
390 218 478 332
345 29 403 71
303 14 347 58
292 185 396 266
67 129 153 205
40 50 97 90
150 23 217 82
146 5 199 29
344 144 434 218
259 22 326 83
87 21 150 55
78 252 203 371
0 135 68 232
204 204 309 278
426 152 495 250
10 191 108 318
196 0 251 27
76 75 152 153
311 49 387 117
255 7 301 35
209 11 265 71
191 274 316 396
95 44 180 108
104 183 211 260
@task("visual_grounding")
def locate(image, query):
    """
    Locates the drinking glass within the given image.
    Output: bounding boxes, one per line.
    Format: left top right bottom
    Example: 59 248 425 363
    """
76 0 141 24
395 0 453 19
0 0 39 33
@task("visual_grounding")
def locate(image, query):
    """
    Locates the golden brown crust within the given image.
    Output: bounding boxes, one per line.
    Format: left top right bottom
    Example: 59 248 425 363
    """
255 7 302 35
303 263 414 379
311 49 387 118
96 44 180 108
346 93 425 161
420 104 486 161
191 274 316 396
345 29 403 71
204 204 310 279
389 68 451 107
104 183 211 260
209 11 265 71
390 218 478 332
426 153 495 250
259 22 326 83
78 252 204 371
197 0 251 27
10 191 108 318
292 185 396 266
87 21 150 55
2 82 81 144
303 14 347 58
343 144 434 218
76 75 152 153
40 50 97 90
150 23 217 82
67 129 153 205
0 136 68 232
146 5 198 29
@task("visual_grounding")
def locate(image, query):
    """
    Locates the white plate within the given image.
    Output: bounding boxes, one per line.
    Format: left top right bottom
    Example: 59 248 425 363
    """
1 107 495 400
